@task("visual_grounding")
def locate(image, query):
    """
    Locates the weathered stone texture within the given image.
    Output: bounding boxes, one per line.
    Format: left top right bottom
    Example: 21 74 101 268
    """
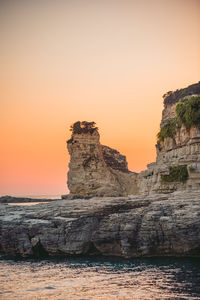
66 83 200 197
67 129 138 198
0 190 200 258
138 82 200 194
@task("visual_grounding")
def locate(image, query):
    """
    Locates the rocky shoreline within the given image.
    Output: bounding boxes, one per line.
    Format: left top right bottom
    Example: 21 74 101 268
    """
0 196 59 203
1 82 200 259
0 190 200 258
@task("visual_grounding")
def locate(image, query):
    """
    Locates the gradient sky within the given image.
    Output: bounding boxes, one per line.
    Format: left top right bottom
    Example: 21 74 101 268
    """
0 0 200 196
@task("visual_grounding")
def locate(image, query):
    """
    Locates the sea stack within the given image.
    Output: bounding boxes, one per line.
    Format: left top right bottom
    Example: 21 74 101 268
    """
66 121 138 198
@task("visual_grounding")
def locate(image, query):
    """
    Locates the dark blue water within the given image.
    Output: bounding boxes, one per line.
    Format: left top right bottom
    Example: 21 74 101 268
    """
0 256 200 299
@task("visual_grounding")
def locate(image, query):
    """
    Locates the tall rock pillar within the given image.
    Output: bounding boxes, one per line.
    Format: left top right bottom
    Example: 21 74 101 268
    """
67 121 138 198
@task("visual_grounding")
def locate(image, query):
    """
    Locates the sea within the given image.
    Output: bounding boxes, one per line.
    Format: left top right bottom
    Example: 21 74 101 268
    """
1 196 200 299
0 256 200 299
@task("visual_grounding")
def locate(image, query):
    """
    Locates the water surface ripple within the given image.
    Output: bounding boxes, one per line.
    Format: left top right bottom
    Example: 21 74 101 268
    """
0 257 200 299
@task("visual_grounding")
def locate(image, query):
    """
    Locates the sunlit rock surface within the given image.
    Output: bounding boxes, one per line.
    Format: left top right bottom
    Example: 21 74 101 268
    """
0 190 200 258
66 83 200 197
66 122 138 198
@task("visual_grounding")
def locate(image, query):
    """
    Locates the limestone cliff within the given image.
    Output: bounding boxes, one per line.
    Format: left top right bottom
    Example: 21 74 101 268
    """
66 121 138 198
66 82 200 197
138 82 200 194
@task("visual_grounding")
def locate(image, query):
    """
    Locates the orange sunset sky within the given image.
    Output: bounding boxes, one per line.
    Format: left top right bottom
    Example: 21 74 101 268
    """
0 0 200 196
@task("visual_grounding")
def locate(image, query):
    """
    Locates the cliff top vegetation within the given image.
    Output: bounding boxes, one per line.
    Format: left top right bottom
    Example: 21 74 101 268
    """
70 121 98 135
163 82 200 105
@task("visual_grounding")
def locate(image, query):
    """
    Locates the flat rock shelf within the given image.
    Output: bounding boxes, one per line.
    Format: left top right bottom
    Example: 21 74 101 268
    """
0 190 200 258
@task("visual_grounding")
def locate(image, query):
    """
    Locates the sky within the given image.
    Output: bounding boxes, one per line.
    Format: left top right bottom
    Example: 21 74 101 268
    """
0 0 200 196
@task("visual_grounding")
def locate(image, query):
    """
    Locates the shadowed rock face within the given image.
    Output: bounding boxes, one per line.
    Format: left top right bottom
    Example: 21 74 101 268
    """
163 82 200 106
0 190 200 258
102 145 129 173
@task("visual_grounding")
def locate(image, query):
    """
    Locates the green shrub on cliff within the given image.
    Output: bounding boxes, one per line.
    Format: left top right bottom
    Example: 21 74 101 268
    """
176 95 200 130
157 118 180 142
161 165 188 184
70 121 98 134
157 95 200 142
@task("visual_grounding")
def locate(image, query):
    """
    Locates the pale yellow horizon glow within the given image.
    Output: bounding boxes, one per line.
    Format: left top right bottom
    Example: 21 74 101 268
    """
0 0 200 196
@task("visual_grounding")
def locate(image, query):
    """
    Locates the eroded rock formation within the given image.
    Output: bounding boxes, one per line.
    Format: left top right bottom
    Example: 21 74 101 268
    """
66 121 138 198
66 82 200 197
1 83 200 259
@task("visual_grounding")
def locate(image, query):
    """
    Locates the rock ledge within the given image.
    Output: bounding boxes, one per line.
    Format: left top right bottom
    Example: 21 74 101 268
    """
1 190 200 258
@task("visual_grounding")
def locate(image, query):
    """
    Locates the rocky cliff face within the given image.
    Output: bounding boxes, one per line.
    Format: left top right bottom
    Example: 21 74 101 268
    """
1 83 200 259
66 83 200 197
1 190 200 258
138 82 200 194
67 121 138 198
